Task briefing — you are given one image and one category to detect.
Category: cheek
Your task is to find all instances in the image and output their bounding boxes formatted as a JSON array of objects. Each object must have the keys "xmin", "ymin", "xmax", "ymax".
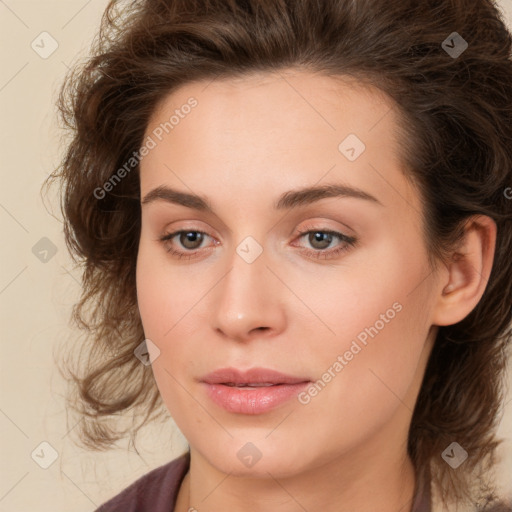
[
  {"xmin": 135, "ymin": 246, "xmax": 187, "ymax": 416},
  {"xmin": 303, "ymin": 237, "xmax": 433, "ymax": 399},
  {"xmin": 135, "ymin": 240, "xmax": 207, "ymax": 397},
  {"xmin": 136, "ymin": 240, "xmax": 201, "ymax": 339},
  {"xmin": 303, "ymin": 236, "xmax": 430, "ymax": 352}
]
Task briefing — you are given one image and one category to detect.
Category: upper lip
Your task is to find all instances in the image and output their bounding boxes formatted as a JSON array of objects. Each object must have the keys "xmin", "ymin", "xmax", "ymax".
[{"xmin": 201, "ymin": 367, "xmax": 311, "ymax": 385}]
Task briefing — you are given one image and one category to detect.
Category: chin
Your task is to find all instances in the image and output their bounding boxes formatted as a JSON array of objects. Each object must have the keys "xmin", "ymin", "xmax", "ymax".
[{"xmin": 195, "ymin": 437, "xmax": 317, "ymax": 480}]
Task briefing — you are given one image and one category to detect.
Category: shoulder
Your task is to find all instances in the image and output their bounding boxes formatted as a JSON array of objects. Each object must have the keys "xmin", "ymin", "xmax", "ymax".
[{"xmin": 94, "ymin": 451, "xmax": 190, "ymax": 512}]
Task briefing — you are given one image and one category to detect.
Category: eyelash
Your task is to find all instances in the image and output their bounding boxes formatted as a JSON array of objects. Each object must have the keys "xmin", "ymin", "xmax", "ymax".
[{"xmin": 158, "ymin": 225, "xmax": 357, "ymax": 261}]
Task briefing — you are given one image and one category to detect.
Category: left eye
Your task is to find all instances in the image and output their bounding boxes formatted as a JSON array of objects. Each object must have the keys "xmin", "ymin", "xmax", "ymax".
[
  {"xmin": 300, "ymin": 230, "xmax": 339, "ymax": 250},
  {"xmin": 293, "ymin": 228, "xmax": 357, "ymax": 259}
]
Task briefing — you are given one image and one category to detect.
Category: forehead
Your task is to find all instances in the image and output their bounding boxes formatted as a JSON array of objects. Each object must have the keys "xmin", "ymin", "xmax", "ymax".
[
  {"xmin": 145, "ymin": 69, "xmax": 396, "ymax": 141},
  {"xmin": 140, "ymin": 69, "xmax": 419, "ymax": 213}
]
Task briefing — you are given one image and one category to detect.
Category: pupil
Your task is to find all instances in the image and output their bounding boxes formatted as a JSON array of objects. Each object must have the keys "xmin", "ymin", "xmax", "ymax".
[
  {"xmin": 310, "ymin": 232, "xmax": 331, "ymax": 249},
  {"xmin": 182, "ymin": 231, "xmax": 203, "ymax": 249}
]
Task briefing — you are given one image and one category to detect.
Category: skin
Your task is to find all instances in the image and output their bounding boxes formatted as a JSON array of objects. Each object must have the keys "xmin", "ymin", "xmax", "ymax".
[{"xmin": 136, "ymin": 69, "xmax": 496, "ymax": 512}]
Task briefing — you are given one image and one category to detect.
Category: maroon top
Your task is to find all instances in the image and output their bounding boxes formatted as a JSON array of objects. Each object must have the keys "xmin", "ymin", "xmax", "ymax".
[{"xmin": 95, "ymin": 451, "xmax": 431, "ymax": 511}]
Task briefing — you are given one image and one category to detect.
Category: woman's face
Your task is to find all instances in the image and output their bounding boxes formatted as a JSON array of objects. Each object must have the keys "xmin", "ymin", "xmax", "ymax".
[{"xmin": 136, "ymin": 70, "xmax": 440, "ymax": 477}]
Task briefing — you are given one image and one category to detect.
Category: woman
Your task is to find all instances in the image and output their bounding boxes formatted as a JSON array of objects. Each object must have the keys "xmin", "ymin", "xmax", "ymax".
[{"xmin": 47, "ymin": 0, "xmax": 512, "ymax": 510}]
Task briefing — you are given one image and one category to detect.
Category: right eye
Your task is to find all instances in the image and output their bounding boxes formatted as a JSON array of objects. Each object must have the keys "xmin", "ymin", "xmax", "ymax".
[{"xmin": 159, "ymin": 229, "xmax": 217, "ymax": 260}]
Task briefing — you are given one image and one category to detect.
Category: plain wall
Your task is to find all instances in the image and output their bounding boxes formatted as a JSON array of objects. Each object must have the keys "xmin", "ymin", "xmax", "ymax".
[{"xmin": 1, "ymin": 1, "xmax": 511, "ymax": 510}]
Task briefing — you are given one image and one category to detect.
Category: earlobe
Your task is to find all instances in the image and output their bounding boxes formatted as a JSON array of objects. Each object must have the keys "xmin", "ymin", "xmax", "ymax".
[{"xmin": 432, "ymin": 215, "xmax": 497, "ymax": 327}]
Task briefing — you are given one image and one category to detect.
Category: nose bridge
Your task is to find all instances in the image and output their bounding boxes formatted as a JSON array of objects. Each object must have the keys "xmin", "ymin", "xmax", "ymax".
[{"xmin": 210, "ymin": 238, "xmax": 285, "ymax": 341}]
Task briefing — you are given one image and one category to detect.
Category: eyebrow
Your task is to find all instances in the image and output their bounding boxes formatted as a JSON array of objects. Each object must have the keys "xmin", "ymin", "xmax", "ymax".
[{"xmin": 141, "ymin": 183, "xmax": 383, "ymax": 211}]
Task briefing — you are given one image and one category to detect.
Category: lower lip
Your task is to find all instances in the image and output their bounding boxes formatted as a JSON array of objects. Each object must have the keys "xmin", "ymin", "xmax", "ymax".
[{"xmin": 202, "ymin": 382, "xmax": 310, "ymax": 414}]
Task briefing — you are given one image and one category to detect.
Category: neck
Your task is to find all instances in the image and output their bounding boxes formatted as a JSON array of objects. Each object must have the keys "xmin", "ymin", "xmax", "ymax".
[{"xmin": 175, "ymin": 438, "xmax": 417, "ymax": 512}]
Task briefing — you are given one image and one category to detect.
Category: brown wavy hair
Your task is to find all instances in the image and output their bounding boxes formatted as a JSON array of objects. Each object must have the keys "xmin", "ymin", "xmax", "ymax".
[{"xmin": 45, "ymin": 0, "xmax": 512, "ymax": 509}]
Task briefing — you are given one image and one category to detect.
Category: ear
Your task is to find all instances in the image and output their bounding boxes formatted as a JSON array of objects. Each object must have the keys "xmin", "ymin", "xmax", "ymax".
[{"xmin": 431, "ymin": 215, "xmax": 497, "ymax": 327}]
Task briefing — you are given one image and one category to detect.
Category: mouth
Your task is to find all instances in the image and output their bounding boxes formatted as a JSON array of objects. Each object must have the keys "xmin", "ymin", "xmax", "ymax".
[
  {"xmin": 222, "ymin": 382, "xmax": 285, "ymax": 388},
  {"xmin": 201, "ymin": 367, "xmax": 310, "ymax": 386},
  {"xmin": 200, "ymin": 367, "xmax": 311, "ymax": 414}
]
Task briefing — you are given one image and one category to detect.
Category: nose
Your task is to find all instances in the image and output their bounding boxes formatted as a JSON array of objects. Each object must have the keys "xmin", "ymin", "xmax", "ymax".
[{"xmin": 210, "ymin": 245, "xmax": 287, "ymax": 343}]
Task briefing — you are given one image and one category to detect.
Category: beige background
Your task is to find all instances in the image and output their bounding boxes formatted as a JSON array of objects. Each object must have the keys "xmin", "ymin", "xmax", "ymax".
[{"xmin": 1, "ymin": 1, "xmax": 511, "ymax": 510}]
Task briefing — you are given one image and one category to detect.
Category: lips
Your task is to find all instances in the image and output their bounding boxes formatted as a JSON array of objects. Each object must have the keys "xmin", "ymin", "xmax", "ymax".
[
  {"xmin": 201, "ymin": 367, "xmax": 310, "ymax": 386},
  {"xmin": 200, "ymin": 367, "xmax": 311, "ymax": 414}
]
